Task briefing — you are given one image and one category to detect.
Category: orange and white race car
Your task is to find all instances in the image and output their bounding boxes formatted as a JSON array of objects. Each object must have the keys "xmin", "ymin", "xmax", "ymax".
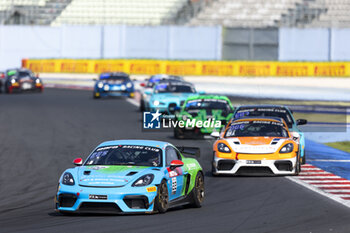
[{"xmin": 211, "ymin": 117, "xmax": 300, "ymax": 176}]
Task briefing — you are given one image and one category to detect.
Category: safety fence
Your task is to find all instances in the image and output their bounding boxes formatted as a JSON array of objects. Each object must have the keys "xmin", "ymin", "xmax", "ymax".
[{"xmin": 22, "ymin": 59, "xmax": 350, "ymax": 77}]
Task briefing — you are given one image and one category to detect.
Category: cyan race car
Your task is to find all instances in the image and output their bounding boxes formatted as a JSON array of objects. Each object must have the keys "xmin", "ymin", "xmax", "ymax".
[
  {"xmin": 174, "ymin": 95, "xmax": 234, "ymax": 139},
  {"xmin": 55, "ymin": 140, "xmax": 204, "ymax": 214},
  {"xmin": 139, "ymin": 74, "xmax": 184, "ymax": 112},
  {"xmin": 144, "ymin": 81, "xmax": 199, "ymax": 114},
  {"xmin": 93, "ymin": 72, "xmax": 134, "ymax": 98},
  {"xmin": 230, "ymin": 105, "xmax": 307, "ymax": 164}
]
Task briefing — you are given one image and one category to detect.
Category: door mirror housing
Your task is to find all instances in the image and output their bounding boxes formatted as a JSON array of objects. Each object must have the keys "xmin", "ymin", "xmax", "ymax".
[
  {"xmin": 210, "ymin": 131, "xmax": 220, "ymax": 138},
  {"xmin": 296, "ymin": 119, "xmax": 307, "ymax": 125},
  {"xmin": 144, "ymin": 90, "xmax": 151, "ymax": 95},
  {"xmin": 73, "ymin": 158, "xmax": 83, "ymax": 166},
  {"xmin": 140, "ymin": 83, "xmax": 146, "ymax": 87},
  {"xmin": 169, "ymin": 160, "xmax": 184, "ymax": 170}
]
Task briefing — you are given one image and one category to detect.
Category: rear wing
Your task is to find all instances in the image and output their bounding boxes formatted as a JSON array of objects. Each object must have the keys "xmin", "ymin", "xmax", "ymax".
[{"xmin": 176, "ymin": 146, "xmax": 200, "ymax": 158}]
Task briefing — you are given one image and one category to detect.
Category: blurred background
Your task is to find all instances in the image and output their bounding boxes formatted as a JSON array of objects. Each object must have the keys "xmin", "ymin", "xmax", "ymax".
[{"xmin": 1, "ymin": 0, "xmax": 350, "ymax": 69}]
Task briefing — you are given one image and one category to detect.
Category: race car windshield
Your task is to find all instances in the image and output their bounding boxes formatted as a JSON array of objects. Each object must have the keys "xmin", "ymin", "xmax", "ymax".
[
  {"xmin": 85, "ymin": 145, "xmax": 162, "ymax": 167},
  {"xmin": 18, "ymin": 72, "xmax": 33, "ymax": 79},
  {"xmin": 147, "ymin": 75, "xmax": 167, "ymax": 87},
  {"xmin": 185, "ymin": 99, "xmax": 230, "ymax": 111},
  {"xmin": 234, "ymin": 108, "xmax": 294, "ymax": 128},
  {"xmin": 102, "ymin": 76, "xmax": 128, "ymax": 83},
  {"xmin": 155, "ymin": 84, "xmax": 195, "ymax": 93},
  {"xmin": 225, "ymin": 121, "xmax": 289, "ymax": 138}
]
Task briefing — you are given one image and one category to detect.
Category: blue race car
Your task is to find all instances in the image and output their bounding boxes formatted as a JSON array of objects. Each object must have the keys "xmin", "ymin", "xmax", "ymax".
[
  {"xmin": 139, "ymin": 74, "xmax": 184, "ymax": 111},
  {"xmin": 55, "ymin": 140, "xmax": 204, "ymax": 214},
  {"xmin": 230, "ymin": 105, "xmax": 307, "ymax": 164},
  {"xmin": 144, "ymin": 81, "xmax": 199, "ymax": 114},
  {"xmin": 93, "ymin": 72, "xmax": 134, "ymax": 98}
]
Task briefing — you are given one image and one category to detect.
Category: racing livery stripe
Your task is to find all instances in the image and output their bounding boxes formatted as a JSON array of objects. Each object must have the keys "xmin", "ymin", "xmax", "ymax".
[{"xmin": 288, "ymin": 164, "xmax": 350, "ymax": 208}]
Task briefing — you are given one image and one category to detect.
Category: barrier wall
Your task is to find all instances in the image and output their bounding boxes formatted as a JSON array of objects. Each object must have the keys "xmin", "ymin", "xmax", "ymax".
[
  {"xmin": 0, "ymin": 25, "xmax": 221, "ymax": 70},
  {"xmin": 22, "ymin": 59, "xmax": 350, "ymax": 77},
  {"xmin": 279, "ymin": 28, "xmax": 350, "ymax": 61},
  {"xmin": 279, "ymin": 28, "xmax": 330, "ymax": 61}
]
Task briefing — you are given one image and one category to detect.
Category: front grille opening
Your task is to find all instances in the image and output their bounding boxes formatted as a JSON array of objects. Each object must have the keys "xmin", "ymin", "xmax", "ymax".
[
  {"xmin": 236, "ymin": 167, "xmax": 273, "ymax": 175},
  {"xmin": 79, "ymin": 202, "xmax": 121, "ymax": 212},
  {"xmin": 275, "ymin": 161, "xmax": 293, "ymax": 171},
  {"xmin": 217, "ymin": 160, "xmax": 235, "ymax": 171},
  {"xmin": 123, "ymin": 196, "xmax": 148, "ymax": 209},
  {"xmin": 58, "ymin": 194, "xmax": 77, "ymax": 208}
]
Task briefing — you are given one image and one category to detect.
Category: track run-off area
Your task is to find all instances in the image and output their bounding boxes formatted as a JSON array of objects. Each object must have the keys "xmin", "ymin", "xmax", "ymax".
[{"xmin": 1, "ymin": 88, "xmax": 350, "ymax": 233}]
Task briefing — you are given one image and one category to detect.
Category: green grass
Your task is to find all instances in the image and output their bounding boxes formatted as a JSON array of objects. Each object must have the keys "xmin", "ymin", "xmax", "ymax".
[{"xmin": 325, "ymin": 141, "xmax": 350, "ymax": 153}]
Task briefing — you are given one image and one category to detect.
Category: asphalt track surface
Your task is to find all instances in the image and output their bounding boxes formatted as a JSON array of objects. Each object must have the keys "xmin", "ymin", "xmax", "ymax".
[{"xmin": 1, "ymin": 89, "xmax": 350, "ymax": 233}]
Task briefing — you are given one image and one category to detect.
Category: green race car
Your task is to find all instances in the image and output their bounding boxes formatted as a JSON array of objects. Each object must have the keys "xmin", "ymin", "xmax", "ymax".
[{"xmin": 174, "ymin": 95, "xmax": 234, "ymax": 139}]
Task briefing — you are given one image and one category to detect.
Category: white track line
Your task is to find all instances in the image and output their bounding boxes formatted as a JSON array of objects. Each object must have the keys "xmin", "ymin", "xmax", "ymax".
[
  {"xmin": 307, "ymin": 159, "xmax": 350, "ymax": 162},
  {"xmin": 287, "ymin": 176, "xmax": 350, "ymax": 208},
  {"xmin": 126, "ymin": 98, "xmax": 139, "ymax": 107},
  {"xmin": 288, "ymin": 164, "xmax": 350, "ymax": 208}
]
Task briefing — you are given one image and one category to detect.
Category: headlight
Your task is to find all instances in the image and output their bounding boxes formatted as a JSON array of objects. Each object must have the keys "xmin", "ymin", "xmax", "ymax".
[
  {"xmin": 35, "ymin": 79, "xmax": 41, "ymax": 84},
  {"xmin": 121, "ymin": 85, "xmax": 126, "ymax": 90},
  {"xmin": 103, "ymin": 85, "xmax": 110, "ymax": 91},
  {"xmin": 279, "ymin": 143, "xmax": 294, "ymax": 153},
  {"xmin": 62, "ymin": 172, "xmax": 75, "ymax": 186},
  {"xmin": 11, "ymin": 79, "xmax": 16, "ymax": 84},
  {"xmin": 153, "ymin": 100, "xmax": 160, "ymax": 106},
  {"xmin": 126, "ymin": 82, "xmax": 132, "ymax": 88},
  {"xmin": 132, "ymin": 174, "xmax": 154, "ymax": 187},
  {"xmin": 97, "ymin": 82, "xmax": 104, "ymax": 88},
  {"xmin": 218, "ymin": 143, "xmax": 231, "ymax": 153}
]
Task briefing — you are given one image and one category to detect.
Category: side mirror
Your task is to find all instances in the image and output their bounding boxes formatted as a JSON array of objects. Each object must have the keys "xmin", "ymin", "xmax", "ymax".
[
  {"xmin": 198, "ymin": 91, "xmax": 205, "ymax": 95},
  {"xmin": 210, "ymin": 131, "xmax": 220, "ymax": 138},
  {"xmin": 144, "ymin": 90, "xmax": 151, "ymax": 95},
  {"xmin": 296, "ymin": 119, "xmax": 307, "ymax": 125},
  {"xmin": 73, "ymin": 158, "xmax": 83, "ymax": 166},
  {"xmin": 169, "ymin": 160, "xmax": 184, "ymax": 170},
  {"xmin": 140, "ymin": 83, "xmax": 146, "ymax": 87}
]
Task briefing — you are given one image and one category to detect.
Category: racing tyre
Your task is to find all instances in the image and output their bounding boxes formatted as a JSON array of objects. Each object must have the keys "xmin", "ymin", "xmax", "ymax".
[
  {"xmin": 140, "ymin": 99, "xmax": 145, "ymax": 112},
  {"xmin": 190, "ymin": 172, "xmax": 205, "ymax": 208},
  {"xmin": 211, "ymin": 164, "xmax": 219, "ymax": 177},
  {"xmin": 93, "ymin": 92, "xmax": 100, "ymax": 99},
  {"xmin": 294, "ymin": 155, "xmax": 301, "ymax": 175},
  {"xmin": 154, "ymin": 180, "xmax": 169, "ymax": 213},
  {"xmin": 174, "ymin": 127, "xmax": 184, "ymax": 139},
  {"xmin": 302, "ymin": 152, "xmax": 306, "ymax": 164}
]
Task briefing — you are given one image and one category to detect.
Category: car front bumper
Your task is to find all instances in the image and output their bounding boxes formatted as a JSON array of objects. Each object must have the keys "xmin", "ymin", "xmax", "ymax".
[
  {"xmin": 55, "ymin": 184, "xmax": 157, "ymax": 213},
  {"xmin": 212, "ymin": 154, "xmax": 297, "ymax": 175}
]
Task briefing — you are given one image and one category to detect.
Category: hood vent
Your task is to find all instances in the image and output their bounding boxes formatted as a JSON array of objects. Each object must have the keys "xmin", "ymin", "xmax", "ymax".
[
  {"xmin": 271, "ymin": 139, "xmax": 280, "ymax": 145},
  {"xmin": 126, "ymin": 171, "xmax": 138, "ymax": 176},
  {"xmin": 234, "ymin": 141, "xmax": 240, "ymax": 145},
  {"xmin": 83, "ymin": 170, "xmax": 91, "ymax": 175}
]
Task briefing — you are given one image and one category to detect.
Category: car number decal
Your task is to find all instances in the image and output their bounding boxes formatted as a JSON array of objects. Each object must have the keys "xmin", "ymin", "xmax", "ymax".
[{"xmin": 171, "ymin": 177, "xmax": 177, "ymax": 194}]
